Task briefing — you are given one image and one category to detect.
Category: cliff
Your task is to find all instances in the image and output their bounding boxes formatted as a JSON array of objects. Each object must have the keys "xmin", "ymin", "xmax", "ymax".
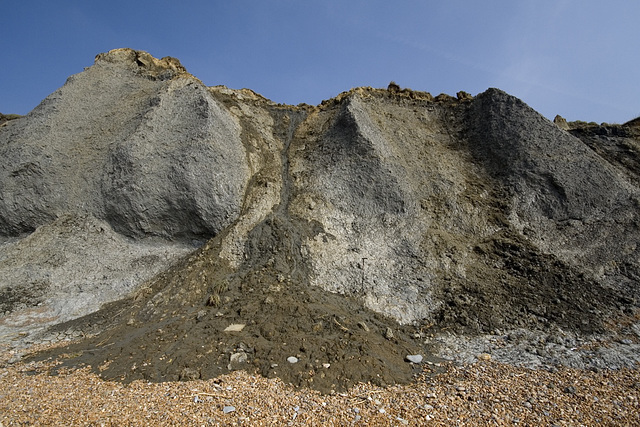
[{"xmin": 1, "ymin": 49, "xmax": 639, "ymax": 391}]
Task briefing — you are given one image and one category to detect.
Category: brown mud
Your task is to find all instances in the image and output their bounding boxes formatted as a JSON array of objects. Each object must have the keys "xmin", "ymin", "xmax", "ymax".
[{"xmin": 34, "ymin": 260, "xmax": 442, "ymax": 394}]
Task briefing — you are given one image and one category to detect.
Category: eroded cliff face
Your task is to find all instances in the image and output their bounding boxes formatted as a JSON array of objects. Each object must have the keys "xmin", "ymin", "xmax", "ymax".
[
  {"xmin": 1, "ymin": 49, "xmax": 639, "ymax": 391},
  {"xmin": 0, "ymin": 48, "xmax": 248, "ymax": 240}
]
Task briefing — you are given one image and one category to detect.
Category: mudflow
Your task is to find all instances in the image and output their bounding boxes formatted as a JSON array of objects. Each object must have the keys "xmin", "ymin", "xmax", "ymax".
[{"xmin": 1, "ymin": 48, "xmax": 639, "ymax": 393}]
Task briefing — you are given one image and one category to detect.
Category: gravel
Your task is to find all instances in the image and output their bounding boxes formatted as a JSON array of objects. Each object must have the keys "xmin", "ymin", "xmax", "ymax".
[{"xmin": 1, "ymin": 342, "xmax": 638, "ymax": 426}]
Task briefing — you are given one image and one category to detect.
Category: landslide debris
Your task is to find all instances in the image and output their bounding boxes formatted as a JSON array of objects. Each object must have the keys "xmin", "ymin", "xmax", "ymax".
[
  {"xmin": 39, "ymin": 257, "xmax": 436, "ymax": 393},
  {"xmin": 2, "ymin": 49, "xmax": 639, "ymax": 392}
]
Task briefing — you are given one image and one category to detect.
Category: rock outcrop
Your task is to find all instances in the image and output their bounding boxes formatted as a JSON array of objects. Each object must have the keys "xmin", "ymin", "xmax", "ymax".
[
  {"xmin": 0, "ymin": 48, "xmax": 248, "ymax": 240},
  {"xmin": 1, "ymin": 49, "xmax": 639, "ymax": 392}
]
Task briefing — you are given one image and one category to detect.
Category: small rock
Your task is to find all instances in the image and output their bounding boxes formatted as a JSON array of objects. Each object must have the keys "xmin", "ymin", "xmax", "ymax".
[
  {"xmin": 230, "ymin": 352, "xmax": 248, "ymax": 365},
  {"xmin": 523, "ymin": 401, "xmax": 532, "ymax": 409},
  {"xmin": 457, "ymin": 91, "xmax": 473, "ymax": 101},
  {"xmin": 564, "ymin": 386, "xmax": 576, "ymax": 394},
  {"xmin": 553, "ymin": 115, "xmax": 570, "ymax": 130},
  {"xmin": 223, "ymin": 405, "xmax": 235, "ymax": 414},
  {"xmin": 397, "ymin": 417, "xmax": 409, "ymax": 425},
  {"xmin": 195, "ymin": 309, "xmax": 207, "ymax": 322},
  {"xmin": 322, "ymin": 363, "xmax": 331, "ymax": 369},
  {"xmin": 223, "ymin": 323, "xmax": 245, "ymax": 332},
  {"xmin": 357, "ymin": 321, "xmax": 370, "ymax": 332},
  {"xmin": 179, "ymin": 367, "xmax": 200, "ymax": 381},
  {"xmin": 405, "ymin": 354, "xmax": 423, "ymax": 364},
  {"xmin": 7, "ymin": 353, "xmax": 23, "ymax": 364},
  {"xmin": 287, "ymin": 356, "xmax": 299, "ymax": 364},
  {"xmin": 478, "ymin": 353, "xmax": 491, "ymax": 361},
  {"xmin": 384, "ymin": 327, "xmax": 395, "ymax": 340},
  {"xmin": 620, "ymin": 339, "xmax": 633, "ymax": 345}
]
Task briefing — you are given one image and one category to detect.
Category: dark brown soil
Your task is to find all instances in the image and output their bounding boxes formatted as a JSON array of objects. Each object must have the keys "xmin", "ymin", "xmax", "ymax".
[
  {"xmin": 433, "ymin": 229, "xmax": 630, "ymax": 335},
  {"xmin": 33, "ymin": 236, "xmax": 441, "ymax": 394}
]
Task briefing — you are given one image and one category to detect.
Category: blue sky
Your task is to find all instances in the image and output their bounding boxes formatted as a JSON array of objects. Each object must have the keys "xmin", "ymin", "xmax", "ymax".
[{"xmin": 2, "ymin": 1, "xmax": 638, "ymax": 123}]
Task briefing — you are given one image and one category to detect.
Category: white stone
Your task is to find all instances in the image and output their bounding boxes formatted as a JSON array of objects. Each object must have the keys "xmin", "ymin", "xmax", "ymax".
[
  {"xmin": 405, "ymin": 354, "xmax": 423, "ymax": 363},
  {"xmin": 223, "ymin": 323, "xmax": 246, "ymax": 332}
]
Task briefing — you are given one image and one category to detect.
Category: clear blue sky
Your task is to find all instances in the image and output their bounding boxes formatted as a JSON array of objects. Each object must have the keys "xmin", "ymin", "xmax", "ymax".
[{"xmin": 2, "ymin": 1, "xmax": 639, "ymax": 123}]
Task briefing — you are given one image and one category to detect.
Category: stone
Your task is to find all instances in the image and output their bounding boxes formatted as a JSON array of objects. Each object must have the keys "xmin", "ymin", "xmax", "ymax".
[
  {"xmin": 456, "ymin": 91, "xmax": 473, "ymax": 101},
  {"xmin": 553, "ymin": 114, "xmax": 570, "ymax": 130},
  {"xmin": 230, "ymin": 352, "xmax": 248, "ymax": 365},
  {"xmin": 223, "ymin": 324, "xmax": 246, "ymax": 332},
  {"xmin": 195, "ymin": 310, "xmax": 207, "ymax": 322},
  {"xmin": 384, "ymin": 327, "xmax": 395, "ymax": 340},
  {"xmin": 287, "ymin": 356, "xmax": 299, "ymax": 364},
  {"xmin": 7, "ymin": 354, "xmax": 22, "ymax": 364},
  {"xmin": 357, "ymin": 321, "xmax": 370, "ymax": 332},
  {"xmin": 179, "ymin": 367, "xmax": 200, "ymax": 381},
  {"xmin": 405, "ymin": 354, "xmax": 423, "ymax": 364},
  {"xmin": 223, "ymin": 406, "xmax": 235, "ymax": 414}
]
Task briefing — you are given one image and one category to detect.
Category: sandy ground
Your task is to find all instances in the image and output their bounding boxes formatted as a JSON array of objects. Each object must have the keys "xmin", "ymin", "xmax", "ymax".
[{"xmin": 1, "ymin": 343, "xmax": 638, "ymax": 426}]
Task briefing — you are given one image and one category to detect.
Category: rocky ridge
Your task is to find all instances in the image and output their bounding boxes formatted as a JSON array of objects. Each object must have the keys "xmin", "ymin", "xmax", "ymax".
[{"xmin": 1, "ymin": 48, "xmax": 639, "ymax": 392}]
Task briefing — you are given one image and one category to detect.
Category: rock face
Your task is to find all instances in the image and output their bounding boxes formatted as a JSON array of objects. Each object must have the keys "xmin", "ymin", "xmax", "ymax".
[
  {"xmin": 0, "ymin": 48, "xmax": 248, "ymax": 240},
  {"xmin": 0, "ymin": 214, "xmax": 192, "ymax": 342},
  {"xmin": 1, "ymin": 49, "xmax": 639, "ymax": 391}
]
